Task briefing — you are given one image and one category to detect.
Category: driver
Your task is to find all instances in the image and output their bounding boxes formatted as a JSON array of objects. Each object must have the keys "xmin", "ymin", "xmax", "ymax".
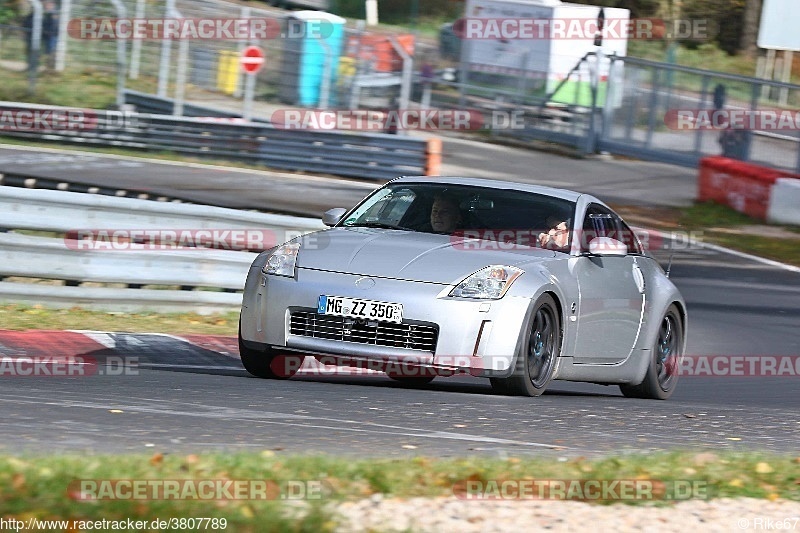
[{"xmin": 429, "ymin": 194, "xmax": 463, "ymax": 234}]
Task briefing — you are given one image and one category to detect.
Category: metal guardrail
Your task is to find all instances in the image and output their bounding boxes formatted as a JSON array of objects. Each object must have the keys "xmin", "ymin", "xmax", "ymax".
[
  {"xmin": 0, "ymin": 186, "xmax": 325, "ymax": 313},
  {"xmin": 0, "ymin": 101, "xmax": 436, "ymax": 180},
  {"xmin": 0, "ymin": 232, "xmax": 253, "ymax": 290},
  {"xmin": 123, "ymin": 90, "xmax": 246, "ymax": 119},
  {"xmin": 0, "ymin": 186, "xmax": 323, "ymax": 237}
]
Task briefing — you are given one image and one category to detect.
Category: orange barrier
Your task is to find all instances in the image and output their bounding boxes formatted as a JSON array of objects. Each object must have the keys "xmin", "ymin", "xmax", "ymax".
[
  {"xmin": 425, "ymin": 138, "xmax": 442, "ymax": 176},
  {"xmin": 346, "ymin": 34, "xmax": 415, "ymax": 72},
  {"xmin": 697, "ymin": 157, "xmax": 800, "ymax": 220}
]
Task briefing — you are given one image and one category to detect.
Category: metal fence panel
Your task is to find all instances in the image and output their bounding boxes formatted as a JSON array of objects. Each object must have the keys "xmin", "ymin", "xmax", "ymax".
[{"xmin": 600, "ymin": 56, "xmax": 800, "ymax": 174}]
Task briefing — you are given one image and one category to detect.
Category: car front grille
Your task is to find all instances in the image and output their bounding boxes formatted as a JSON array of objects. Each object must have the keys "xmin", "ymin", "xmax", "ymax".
[{"xmin": 289, "ymin": 310, "xmax": 439, "ymax": 352}]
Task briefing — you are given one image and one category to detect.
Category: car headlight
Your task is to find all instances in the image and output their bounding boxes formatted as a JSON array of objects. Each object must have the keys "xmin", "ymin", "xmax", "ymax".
[
  {"xmin": 449, "ymin": 265, "xmax": 524, "ymax": 299},
  {"xmin": 262, "ymin": 243, "xmax": 300, "ymax": 277}
]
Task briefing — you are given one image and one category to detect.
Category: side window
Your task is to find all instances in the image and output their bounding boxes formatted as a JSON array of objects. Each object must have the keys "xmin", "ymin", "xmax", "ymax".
[
  {"xmin": 581, "ymin": 205, "xmax": 615, "ymax": 252},
  {"xmin": 581, "ymin": 204, "xmax": 642, "ymax": 254}
]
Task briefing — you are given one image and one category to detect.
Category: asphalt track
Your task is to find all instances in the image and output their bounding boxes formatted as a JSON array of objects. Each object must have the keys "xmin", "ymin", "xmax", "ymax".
[
  {"xmin": 0, "ymin": 137, "xmax": 696, "ymax": 216},
  {"xmin": 0, "ymin": 141, "xmax": 797, "ymax": 458}
]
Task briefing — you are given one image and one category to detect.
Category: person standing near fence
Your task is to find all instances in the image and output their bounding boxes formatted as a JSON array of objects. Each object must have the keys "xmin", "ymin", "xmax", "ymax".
[
  {"xmin": 714, "ymin": 83, "xmax": 748, "ymax": 160},
  {"xmin": 23, "ymin": 1, "xmax": 58, "ymax": 69},
  {"xmin": 42, "ymin": 1, "xmax": 58, "ymax": 67}
]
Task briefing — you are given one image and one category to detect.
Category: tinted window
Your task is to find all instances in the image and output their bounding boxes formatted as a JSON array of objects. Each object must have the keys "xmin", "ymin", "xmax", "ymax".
[
  {"xmin": 342, "ymin": 183, "xmax": 576, "ymax": 246},
  {"xmin": 580, "ymin": 204, "xmax": 642, "ymax": 254}
]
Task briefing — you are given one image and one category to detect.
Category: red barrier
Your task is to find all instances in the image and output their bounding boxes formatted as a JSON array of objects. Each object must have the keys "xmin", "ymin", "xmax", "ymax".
[{"xmin": 697, "ymin": 157, "xmax": 800, "ymax": 220}]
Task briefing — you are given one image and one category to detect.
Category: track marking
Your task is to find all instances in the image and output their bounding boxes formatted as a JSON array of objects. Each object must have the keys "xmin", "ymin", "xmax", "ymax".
[
  {"xmin": 646, "ymin": 228, "xmax": 800, "ymax": 274},
  {"xmin": 0, "ymin": 393, "xmax": 563, "ymax": 449}
]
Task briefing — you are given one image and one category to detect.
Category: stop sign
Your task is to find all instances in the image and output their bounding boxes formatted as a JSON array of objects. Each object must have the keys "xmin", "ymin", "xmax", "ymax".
[{"xmin": 240, "ymin": 46, "xmax": 265, "ymax": 74}]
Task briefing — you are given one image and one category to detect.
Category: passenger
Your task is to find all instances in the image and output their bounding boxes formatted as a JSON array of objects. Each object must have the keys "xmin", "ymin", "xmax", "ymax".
[{"xmin": 538, "ymin": 216, "xmax": 570, "ymax": 250}]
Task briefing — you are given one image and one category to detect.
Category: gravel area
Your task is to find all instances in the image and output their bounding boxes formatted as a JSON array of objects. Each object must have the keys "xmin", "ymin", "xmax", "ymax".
[{"xmin": 334, "ymin": 496, "xmax": 800, "ymax": 532}]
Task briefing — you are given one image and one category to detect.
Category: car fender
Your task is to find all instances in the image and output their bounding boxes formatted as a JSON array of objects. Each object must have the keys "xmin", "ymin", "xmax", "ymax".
[
  {"xmin": 489, "ymin": 281, "xmax": 568, "ymax": 379},
  {"xmin": 240, "ymin": 249, "xmax": 274, "ymax": 344}
]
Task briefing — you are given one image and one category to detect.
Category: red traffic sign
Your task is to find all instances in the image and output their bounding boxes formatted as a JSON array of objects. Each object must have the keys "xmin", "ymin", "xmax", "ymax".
[{"xmin": 240, "ymin": 45, "xmax": 265, "ymax": 74}]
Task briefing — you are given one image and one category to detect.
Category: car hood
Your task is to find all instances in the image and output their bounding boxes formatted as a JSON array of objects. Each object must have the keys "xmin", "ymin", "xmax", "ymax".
[{"xmin": 296, "ymin": 227, "xmax": 557, "ymax": 284}]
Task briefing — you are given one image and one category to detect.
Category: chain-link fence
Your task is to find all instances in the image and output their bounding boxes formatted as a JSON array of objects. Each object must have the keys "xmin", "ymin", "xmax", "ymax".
[
  {"xmin": 600, "ymin": 56, "xmax": 800, "ymax": 174},
  {"xmin": 3, "ymin": 0, "xmax": 799, "ymax": 173},
  {"xmin": 0, "ymin": 23, "xmax": 30, "ymax": 71}
]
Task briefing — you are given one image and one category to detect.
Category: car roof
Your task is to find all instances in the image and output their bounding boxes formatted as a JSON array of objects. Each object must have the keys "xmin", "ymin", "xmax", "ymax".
[{"xmin": 390, "ymin": 176, "xmax": 587, "ymax": 203}]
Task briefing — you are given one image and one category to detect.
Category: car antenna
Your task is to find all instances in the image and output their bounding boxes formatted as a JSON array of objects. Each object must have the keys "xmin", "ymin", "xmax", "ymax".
[{"xmin": 665, "ymin": 253, "xmax": 674, "ymax": 278}]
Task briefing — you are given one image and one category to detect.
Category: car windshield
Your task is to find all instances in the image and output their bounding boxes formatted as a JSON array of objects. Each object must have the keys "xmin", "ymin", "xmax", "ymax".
[{"xmin": 341, "ymin": 183, "xmax": 576, "ymax": 249}]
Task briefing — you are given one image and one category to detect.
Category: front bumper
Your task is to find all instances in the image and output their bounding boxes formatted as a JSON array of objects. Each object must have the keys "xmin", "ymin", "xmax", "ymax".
[{"xmin": 240, "ymin": 266, "xmax": 533, "ymax": 376}]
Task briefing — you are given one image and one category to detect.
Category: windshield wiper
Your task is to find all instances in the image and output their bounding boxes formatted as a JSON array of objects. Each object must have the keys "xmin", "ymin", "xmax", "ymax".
[{"xmin": 347, "ymin": 222, "xmax": 408, "ymax": 230}]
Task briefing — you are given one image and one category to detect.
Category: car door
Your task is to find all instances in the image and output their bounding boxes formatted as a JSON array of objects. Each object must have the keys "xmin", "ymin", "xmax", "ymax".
[{"xmin": 571, "ymin": 204, "xmax": 645, "ymax": 364}]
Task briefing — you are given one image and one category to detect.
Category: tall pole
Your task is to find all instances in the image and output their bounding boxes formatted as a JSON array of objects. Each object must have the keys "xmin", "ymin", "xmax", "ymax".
[
  {"xmin": 109, "ymin": 0, "xmax": 128, "ymax": 108},
  {"xmin": 26, "ymin": 0, "xmax": 43, "ymax": 93},
  {"xmin": 157, "ymin": 0, "xmax": 176, "ymax": 98},
  {"xmin": 129, "ymin": 0, "xmax": 145, "ymax": 79},
  {"xmin": 54, "ymin": 0, "xmax": 69, "ymax": 72}
]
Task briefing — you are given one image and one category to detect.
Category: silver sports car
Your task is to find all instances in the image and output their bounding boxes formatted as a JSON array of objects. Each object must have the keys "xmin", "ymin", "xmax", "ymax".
[{"xmin": 239, "ymin": 177, "xmax": 687, "ymax": 399}]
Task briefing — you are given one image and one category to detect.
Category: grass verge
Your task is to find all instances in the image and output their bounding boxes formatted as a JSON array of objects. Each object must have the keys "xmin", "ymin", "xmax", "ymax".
[
  {"xmin": 0, "ymin": 304, "xmax": 239, "ymax": 336},
  {"xmin": 0, "ymin": 67, "xmax": 158, "ymax": 109},
  {"xmin": 0, "ymin": 452, "xmax": 798, "ymax": 529},
  {"xmin": 614, "ymin": 201, "xmax": 800, "ymax": 267}
]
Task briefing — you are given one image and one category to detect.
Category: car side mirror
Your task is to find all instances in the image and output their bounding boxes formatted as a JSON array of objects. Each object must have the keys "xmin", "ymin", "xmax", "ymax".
[
  {"xmin": 322, "ymin": 208, "xmax": 347, "ymax": 227},
  {"xmin": 588, "ymin": 237, "xmax": 627, "ymax": 256}
]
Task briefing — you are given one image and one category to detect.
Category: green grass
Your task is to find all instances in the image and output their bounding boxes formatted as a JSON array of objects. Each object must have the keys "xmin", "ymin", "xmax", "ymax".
[
  {"xmin": 616, "ymin": 201, "xmax": 800, "ymax": 267},
  {"xmin": 627, "ymin": 42, "xmax": 761, "ymax": 78},
  {"xmin": 678, "ymin": 202, "xmax": 800, "ymax": 266},
  {"xmin": 0, "ymin": 452, "xmax": 797, "ymax": 527},
  {"xmin": 0, "ymin": 303, "xmax": 239, "ymax": 335},
  {"xmin": 0, "ymin": 67, "xmax": 159, "ymax": 109},
  {"xmin": 678, "ymin": 200, "xmax": 768, "ymax": 227}
]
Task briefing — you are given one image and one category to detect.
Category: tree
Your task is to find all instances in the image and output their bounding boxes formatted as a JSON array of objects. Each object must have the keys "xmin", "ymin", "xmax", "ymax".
[{"xmin": 740, "ymin": 0, "xmax": 761, "ymax": 58}]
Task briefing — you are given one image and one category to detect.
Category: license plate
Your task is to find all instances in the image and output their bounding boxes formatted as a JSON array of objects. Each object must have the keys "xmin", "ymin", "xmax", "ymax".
[{"xmin": 318, "ymin": 295, "xmax": 403, "ymax": 323}]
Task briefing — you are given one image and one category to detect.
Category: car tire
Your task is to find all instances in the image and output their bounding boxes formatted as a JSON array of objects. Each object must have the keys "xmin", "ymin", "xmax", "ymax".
[
  {"xmin": 619, "ymin": 304, "xmax": 682, "ymax": 400},
  {"xmin": 238, "ymin": 320, "xmax": 303, "ymax": 379},
  {"xmin": 492, "ymin": 294, "xmax": 561, "ymax": 397}
]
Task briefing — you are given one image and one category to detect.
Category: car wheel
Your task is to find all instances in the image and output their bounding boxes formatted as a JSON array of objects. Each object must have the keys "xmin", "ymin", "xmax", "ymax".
[
  {"xmin": 492, "ymin": 294, "xmax": 561, "ymax": 397},
  {"xmin": 619, "ymin": 304, "xmax": 682, "ymax": 400},
  {"xmin": 238, "ymin": 321, "xmax": 303, "ymax": 379}
]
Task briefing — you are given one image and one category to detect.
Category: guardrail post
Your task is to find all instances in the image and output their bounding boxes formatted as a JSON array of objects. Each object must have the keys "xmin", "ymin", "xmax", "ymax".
[{"xmin": 425, "ymin": 138, "xmax": 442, "ymax": 176}]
